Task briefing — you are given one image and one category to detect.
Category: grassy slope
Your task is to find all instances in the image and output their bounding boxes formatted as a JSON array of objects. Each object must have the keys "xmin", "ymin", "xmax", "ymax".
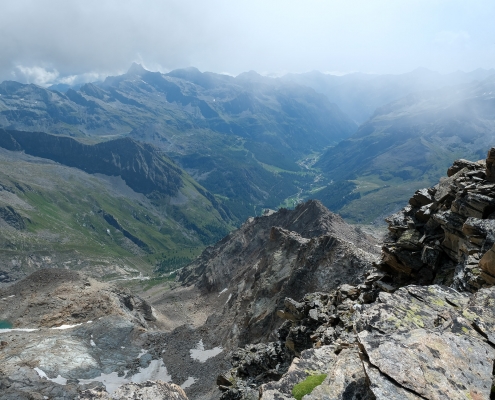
[{"xmin": 0, "ymin": 149, "xmax": 231, "ymax": 280}]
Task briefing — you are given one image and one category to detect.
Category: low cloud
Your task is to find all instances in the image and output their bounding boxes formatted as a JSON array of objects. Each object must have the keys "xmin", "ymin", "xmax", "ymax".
[{"xmin": 15, "ymin": 65, "xmax": 59, "ymax": 86}]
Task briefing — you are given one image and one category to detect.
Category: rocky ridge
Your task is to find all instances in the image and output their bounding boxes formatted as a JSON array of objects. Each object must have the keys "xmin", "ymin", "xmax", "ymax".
[
  {"xmin": 176, "ymin": 200, "xmax": 380, "ymax": 347},
  {"xmin": 216, "ymin": 150, "xmax": 495, "ymax": 400}
]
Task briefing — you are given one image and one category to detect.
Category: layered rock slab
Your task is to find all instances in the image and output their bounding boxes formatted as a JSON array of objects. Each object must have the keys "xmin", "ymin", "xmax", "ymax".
[
  {"xmin": 246, "ymin": 285, "xmax": 495, "ymax": 400},
  {"xmin": 379, "ymin": 148, "xmax": 495, "ymax": 291}
]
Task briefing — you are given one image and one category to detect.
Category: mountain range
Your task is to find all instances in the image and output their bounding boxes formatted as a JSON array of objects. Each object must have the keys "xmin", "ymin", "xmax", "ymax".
[
  {"xmin": 0, "ymin": 64, "xmax": 357, "ymax": 221},
  {"xmin": 4, "ymin": 64, "xmax": 494, "ymax": 227},
  {"xmin": 0, "ymin": 129, "xmax": 234, "ymax": 282}
]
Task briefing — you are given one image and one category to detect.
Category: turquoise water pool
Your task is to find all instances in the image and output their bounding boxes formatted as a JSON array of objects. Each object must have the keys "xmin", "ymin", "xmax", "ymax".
[{"xmin": 0, "ymin": 320, "xmax": 13, "ymax": 329}]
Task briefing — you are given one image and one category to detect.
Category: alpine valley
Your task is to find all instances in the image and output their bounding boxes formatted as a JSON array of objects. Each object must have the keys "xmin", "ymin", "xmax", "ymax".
[{"xmin": 1, "ymin": 65, "xmax": 495, "ymax": 400}]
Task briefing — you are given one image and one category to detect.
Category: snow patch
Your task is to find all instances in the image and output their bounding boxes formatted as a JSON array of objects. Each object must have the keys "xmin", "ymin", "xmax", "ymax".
[
  {"xmin": 34, "ymin": 367, "xmax": 68, "ymax": 385},
  {"xmin": 78, "ymin": 359, "xmax": 171, "ymax": 394},
  {"xmin": 77, "ymin": 371, "xmax": 128, "ymax": 393},
  {"xmin": 137, "ymin": 349, "xmax": 148, "ymax": 358},
  {"xmin": 0, "ymin": 328, "xmax": 39, "ymax": 333},
  {"xmin": 181, "ymin": 376, "xmax": 197, "ymax": 389},
  {"xmin": 190, "ymin": 340, "xmax": 223, "ymax": 363},
  {"xmin": 52, "ymin": 323, "xmax": 82, "ymax": 330},
  {"xmin": 218, "ymin": 288, "xmax": 228, "ymax": 296},
  {"xmin": 225, "ymin": 293, "xmax": 232, "ymax": 304}
]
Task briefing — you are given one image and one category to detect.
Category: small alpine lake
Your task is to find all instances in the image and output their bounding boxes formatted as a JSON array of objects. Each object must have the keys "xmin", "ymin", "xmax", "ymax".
[{"xmin": 0, "ymin": 320, "xmax": 13, "ymax": 329}]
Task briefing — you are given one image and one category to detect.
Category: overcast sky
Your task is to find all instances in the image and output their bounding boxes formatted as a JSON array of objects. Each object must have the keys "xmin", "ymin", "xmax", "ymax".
[{"xmin": 1, "ymin": 0, "xmax": 494, "ymax": 86}]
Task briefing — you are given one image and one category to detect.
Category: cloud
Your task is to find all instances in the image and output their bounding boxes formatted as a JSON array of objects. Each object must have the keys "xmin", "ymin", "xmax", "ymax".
[
  {"xmin": 15, "ymin": 65, "xmax": 59, "ymax": 86},
  {"xmin": 0, "ymin": 0, "xmax": 493, "ymax": 83},
  {"xmin": 57, "ymin": 72, "xmax": 108, "ymax": 86}
]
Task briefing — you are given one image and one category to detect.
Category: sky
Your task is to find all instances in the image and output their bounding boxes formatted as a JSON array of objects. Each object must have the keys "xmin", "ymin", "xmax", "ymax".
[{"xmin": 0, "ymin": 0, "xmax": 494, "ymax": 86}]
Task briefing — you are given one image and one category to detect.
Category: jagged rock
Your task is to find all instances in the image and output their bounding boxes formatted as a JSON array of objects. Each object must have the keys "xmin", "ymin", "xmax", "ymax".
[
  {"xmin": 379, "ymin": 152, "xmax": 495, "ymax": 291},
  {"xmin": 479, "ymin": 243, "xmax": 495, "ymax": 278},
  {"xmin": 77, "ymin": 381, "xmax": 189, "ymax": 399},
  {"xmin": 238, "ymin": 284, "xmax": 495, "ymax": 400},
  {"xmin": 409, "ymin": 188, "xmax": 434, "ymax": 207},
  {"xmin": 447, "ymin": 158, "xmax": 482, "ymax": 177},
  {"xmin": 219, "ymin": 342, "xmax": 293, "ymax": 400},
  {"xmin": 216, "ymin": 151, "xmax": 495, "ymax": 400},
  {"xmin": 174, "ymin": 200, "xmax": 379, "ymax": 349}
]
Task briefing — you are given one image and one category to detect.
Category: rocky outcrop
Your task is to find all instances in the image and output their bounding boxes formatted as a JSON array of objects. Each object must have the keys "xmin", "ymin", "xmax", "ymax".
[
  {"xmin": 180, "ymin": 200, "xmax": 378, "ymax": 290},
  {"xmin": 223, "ymin": 283, "xmax": 495, "ymax": 399},
  {"xmin": 0, "ymin": 205, "xmax": 25, "ymax": 230},
  {"xmin": 379, "ymin": 148, "xmax": 495, "ymax": 291},
  {"xmin": 217, "ymin": 270, "xmax": 385, "ymax": 399}
]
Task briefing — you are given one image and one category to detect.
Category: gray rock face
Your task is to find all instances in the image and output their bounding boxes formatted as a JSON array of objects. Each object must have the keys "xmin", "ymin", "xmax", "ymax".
[
  {"xmin": 357, "ymin": 285, "xmax": 495, "ymax": 400},
  {"xmin": 379, "ymin": 149, "xmax": 495, "ymax": 291}
]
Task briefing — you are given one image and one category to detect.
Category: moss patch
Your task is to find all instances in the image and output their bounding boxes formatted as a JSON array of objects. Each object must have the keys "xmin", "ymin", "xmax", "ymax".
[{"xmin": 292, "ymin": 374, "xmax": 327, "ymax": 400}]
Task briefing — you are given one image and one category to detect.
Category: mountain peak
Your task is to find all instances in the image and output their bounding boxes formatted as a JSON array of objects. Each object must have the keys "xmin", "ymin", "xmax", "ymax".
[{"xmin": 127, "ymin": 62, "xmax": 147, "ymax": 76}]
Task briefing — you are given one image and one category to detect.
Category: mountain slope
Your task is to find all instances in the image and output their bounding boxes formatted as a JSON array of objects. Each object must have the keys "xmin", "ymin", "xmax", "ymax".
[
  {"xmin": 0, "ymin": 131, "xmax": 234, "ymax": 283},
  {"xmin": 312, "ymin": 76, "xmax": 495, "ymax": 223}
]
